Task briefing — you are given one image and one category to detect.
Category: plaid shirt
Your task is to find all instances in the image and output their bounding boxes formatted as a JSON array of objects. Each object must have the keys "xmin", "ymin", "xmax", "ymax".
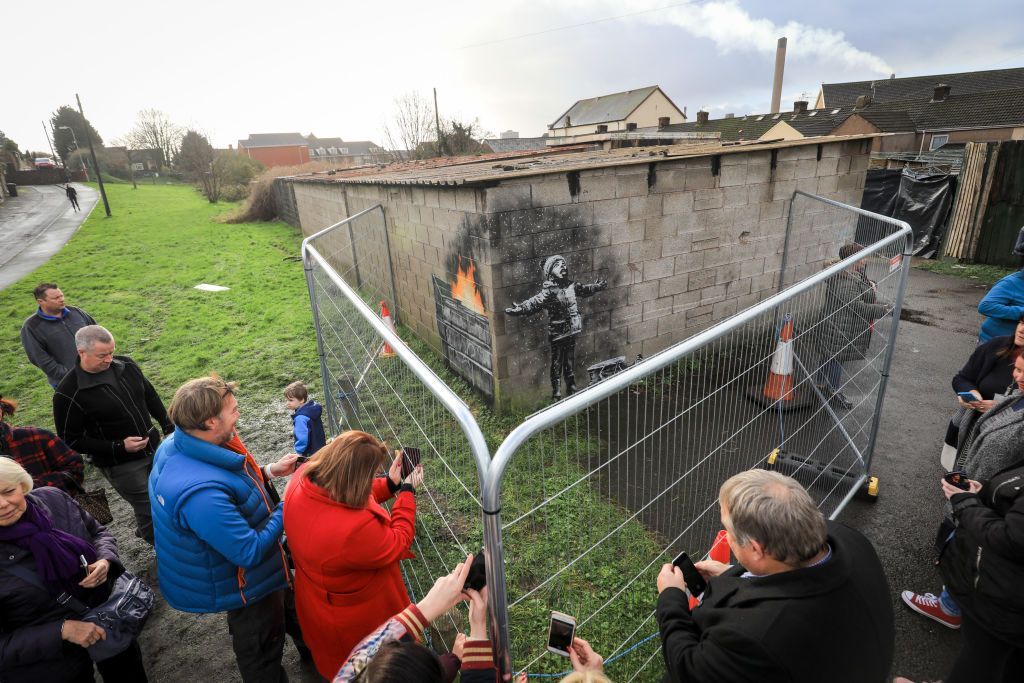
[{"xmin": 0, "ymin": 422, "xmax": 84, "ymax": 493}]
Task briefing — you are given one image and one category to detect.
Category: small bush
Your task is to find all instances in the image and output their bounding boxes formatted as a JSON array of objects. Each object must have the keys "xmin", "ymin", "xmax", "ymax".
[
  {"xmin": 218, "ymin": 184, "xmax": 250, "ymax": 202},
  {"xmin": 220, "ymin": 161, "xmax": 335, "ymax": 224}
]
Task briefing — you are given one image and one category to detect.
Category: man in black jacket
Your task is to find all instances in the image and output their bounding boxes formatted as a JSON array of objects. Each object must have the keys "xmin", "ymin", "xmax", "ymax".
[
  {"xmin": 20, "ymin": 283, "xmax": 97, "ymax": 388},
  {"xmin": 53, "ymin": 325, "xmax": 173, "ymax": 545},
  {"xmin": 656, "ymin": 470, "xmax": 894, "ymax": 683}
]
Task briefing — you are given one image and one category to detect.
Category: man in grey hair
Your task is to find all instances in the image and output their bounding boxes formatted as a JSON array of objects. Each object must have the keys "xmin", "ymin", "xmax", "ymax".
[
  {"xmin": 655, "ymin": 469, "xmax": 894, "ymax": 682},
  {"xmin": 53, "ymin": 325, "xmax": 173, "ymax": 544}
]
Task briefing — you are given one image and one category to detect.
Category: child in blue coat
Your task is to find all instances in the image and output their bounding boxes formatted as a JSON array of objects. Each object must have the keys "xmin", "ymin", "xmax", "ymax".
[{"xmin": 284, "ymin": 381, "xmax": 327, "ymax": 458}]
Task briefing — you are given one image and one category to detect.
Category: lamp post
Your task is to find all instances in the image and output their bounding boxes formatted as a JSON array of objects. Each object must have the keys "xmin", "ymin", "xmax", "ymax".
[{"xmin": 58, "ymin": 125, "xmax": 89, "ymax": 180}]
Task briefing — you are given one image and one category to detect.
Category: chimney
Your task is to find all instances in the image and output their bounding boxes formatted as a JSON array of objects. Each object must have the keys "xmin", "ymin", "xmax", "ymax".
[
  {"xmin": 658, "ymin": 116, "xmax": 670, "ymax": 128},
  {"xmin": 626, "ymin": 122, "xmax": 638, "ymax": 131},
  {"xmin": 793, "ymin": 100, "xmax": 808, "ymax": 114},
  {"xmin": 770, "ymin": 37, "xmax": 787, "ymax": 114},
  {"xmin": 855, "ymin": 94, "xmax": 871, "ymax": 109},
  {"xmin": 696, "ymin": 110, "xmax": 710, "ymax": 125},
  {"xmin": 932, "ymin": 83, "xmax": 951, "ymax": 102}
]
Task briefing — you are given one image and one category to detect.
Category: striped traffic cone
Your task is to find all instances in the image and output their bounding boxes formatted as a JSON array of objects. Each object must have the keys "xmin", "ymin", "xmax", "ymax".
[
  {"xmin": 380, "ymin": 301, "xmax": 396, "ymax": 358},
  {"xmin": 747, "ymin": 313, "xmax": 811, "ymax": 410}
]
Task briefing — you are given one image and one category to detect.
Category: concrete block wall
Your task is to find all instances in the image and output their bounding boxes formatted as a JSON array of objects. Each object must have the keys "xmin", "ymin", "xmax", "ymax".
[{"xmin": 285, "ymin": 137, "xmax": 872, "ymax": 409}]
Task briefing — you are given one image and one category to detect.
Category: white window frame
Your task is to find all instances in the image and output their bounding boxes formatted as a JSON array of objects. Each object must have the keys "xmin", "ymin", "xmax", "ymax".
[{"xmin": 929, "ymin": 134, "xmax": 949, "ymax": 151}]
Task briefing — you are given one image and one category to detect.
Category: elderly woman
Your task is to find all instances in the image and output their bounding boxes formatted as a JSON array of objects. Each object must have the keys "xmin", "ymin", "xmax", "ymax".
[
  {"xmin": 0, "ymin": 458, "xmax": 147, "ymax": 682},
  {"xmin": 284, "ymin": 430, "xmax": 423, "ymax": 680},
  {"xmin": 0, "ymin": 397, "xmax": 84, "ymax": 495},
  {"xmin": 903, "ymin": 352, "xmax": 1024, "ymax": 641}
]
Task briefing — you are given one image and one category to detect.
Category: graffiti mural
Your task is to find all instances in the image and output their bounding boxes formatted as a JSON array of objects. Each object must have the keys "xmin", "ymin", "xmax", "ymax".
[
  {"xmin": 432, "ymin": 257, "xmax": 494, "ymax": 399},
  {"xmin": 504, "ymin": 255, "xmax": 608, "ymax": 400}
]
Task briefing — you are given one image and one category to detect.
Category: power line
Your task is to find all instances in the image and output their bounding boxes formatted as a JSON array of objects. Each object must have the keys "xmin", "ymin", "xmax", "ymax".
[{"xmin": 457, "ymin": 0, "xmax": 712, "ymax": 50}]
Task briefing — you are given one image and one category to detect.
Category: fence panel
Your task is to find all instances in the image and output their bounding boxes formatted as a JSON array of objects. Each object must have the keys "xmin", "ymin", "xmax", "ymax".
[
  {"xmin": 484, "ymin": 195, "xmax": 912, "ymax": 681},
  {"xmin": 302, "ymin": 206, "xmax": 491, "ymax": 654}
]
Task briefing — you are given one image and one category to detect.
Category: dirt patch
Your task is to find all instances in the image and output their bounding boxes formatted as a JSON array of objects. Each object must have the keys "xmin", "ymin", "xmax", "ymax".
[
  {"xmin": 899, "ymin": 307, "xmax": 937, "ymax": 327},
  {"xmin": 90, "ymin": 399, "xmax": 323, "ymax": 682}
]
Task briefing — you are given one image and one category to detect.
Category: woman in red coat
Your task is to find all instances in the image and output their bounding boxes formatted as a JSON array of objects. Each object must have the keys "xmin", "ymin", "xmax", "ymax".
[{"xmin": 284, "ymin": 430, "xmax": 423, "ymax": 680}]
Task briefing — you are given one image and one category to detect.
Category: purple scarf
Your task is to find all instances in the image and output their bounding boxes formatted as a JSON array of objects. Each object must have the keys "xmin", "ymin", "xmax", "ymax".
[{"xmin": 0, "ymin": 498, "xmax": 97, "ymax": 597}]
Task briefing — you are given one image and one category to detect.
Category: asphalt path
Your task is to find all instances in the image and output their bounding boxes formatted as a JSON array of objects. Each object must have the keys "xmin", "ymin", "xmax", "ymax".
[
  {"xmin": 841, "ymin": 263, "xmax": 991, "ymax": 681},
  {"xmin": 0, "ymin": 183, "xmax": 98, "ymax": 292}
]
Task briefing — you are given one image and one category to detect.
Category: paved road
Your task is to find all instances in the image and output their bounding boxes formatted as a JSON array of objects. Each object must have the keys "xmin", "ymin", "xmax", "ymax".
[
  {"xmin": 842, "ymin": 264, "xmax": 991, "ymax": 681},
  {"xmin": 0, "ymin": 183, "xmax": 98, "ymax": 292}
]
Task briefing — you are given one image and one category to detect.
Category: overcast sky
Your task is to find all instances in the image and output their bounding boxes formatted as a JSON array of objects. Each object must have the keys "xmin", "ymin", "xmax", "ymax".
[{"xmin": 5, "ymin": 0, "xmax": 1024, "ymax": 153}]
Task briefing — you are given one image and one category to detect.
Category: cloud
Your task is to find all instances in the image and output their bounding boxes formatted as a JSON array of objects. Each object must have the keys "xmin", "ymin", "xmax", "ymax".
[{"xmin": 633, "ymin": 0, "xmax": 893, "ymax": 76}]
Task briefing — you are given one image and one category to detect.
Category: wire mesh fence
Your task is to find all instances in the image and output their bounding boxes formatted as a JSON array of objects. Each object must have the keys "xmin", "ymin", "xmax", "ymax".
[
  {"xmin": 483, "ymin": 193, "xmax": 912, "ymax": 680},
  {"xmin": 302, "ymin": 206, "xmax": 491, "ymax": 653},
  {"xmin": 301, "ymin": 194, "xmax": 911, "ymax": 682}
]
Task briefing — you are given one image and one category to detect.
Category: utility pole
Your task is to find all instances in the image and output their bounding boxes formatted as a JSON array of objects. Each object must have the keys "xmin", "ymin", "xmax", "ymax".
[
  {"xmin": 433, "ymin": 87, "xmax": 446, "ymax": 157},
  {"xmin": 76, "ymin": 93, "xmax": 110, "ymax": 216}
]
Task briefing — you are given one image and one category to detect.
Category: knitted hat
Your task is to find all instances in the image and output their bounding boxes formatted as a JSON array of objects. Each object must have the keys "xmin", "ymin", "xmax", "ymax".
[{"xmin": 542, "ymin": 254, "xmax": 566, "ymax": 280}]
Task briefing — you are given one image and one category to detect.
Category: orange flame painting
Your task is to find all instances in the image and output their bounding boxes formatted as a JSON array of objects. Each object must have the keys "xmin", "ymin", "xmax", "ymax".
[{"xmin": 450, "ymin": 256, "xmax": 485, "ymax": 314}]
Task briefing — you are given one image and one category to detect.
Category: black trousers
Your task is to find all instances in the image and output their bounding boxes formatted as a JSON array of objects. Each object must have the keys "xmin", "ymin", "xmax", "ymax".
[
  {"xmin": 226, "ymin": 589, "xmax": 288, "ymax": 683},
  {"xmin": 947, "ymin": 613, "xmax": 1024, "ymax": 683},
  {"xmin": 550, "ymin": 338, "xmax": 577, "ymax": 395},
  {"xmin": 68, "ymin": 639, "xmax": 148, "ymax": 682}
]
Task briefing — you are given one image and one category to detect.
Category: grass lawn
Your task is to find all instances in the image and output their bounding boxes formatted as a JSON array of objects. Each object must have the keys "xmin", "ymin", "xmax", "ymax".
[
  {"xmin": 914, "ymin": 257, "xmax": 1015, "ymax": 286},
  {"xmin": 1, "ymin": 183, "xmax": 320, "ymax": 428}
]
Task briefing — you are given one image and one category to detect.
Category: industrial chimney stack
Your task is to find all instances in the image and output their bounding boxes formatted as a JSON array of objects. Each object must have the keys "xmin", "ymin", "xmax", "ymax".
[{"xmin": 770, "ymin": 37, "xmax": 787, "ymax": 114}]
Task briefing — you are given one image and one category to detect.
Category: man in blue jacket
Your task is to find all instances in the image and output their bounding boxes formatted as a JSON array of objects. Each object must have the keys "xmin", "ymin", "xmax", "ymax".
[{"xmin": 150, "ymin": 375, "xmax": 300, "ymax": 682}]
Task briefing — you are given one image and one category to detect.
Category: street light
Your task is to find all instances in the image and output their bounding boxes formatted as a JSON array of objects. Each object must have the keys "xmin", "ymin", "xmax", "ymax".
[{"xmin": 57, "ymin": 125, "xmax": 88, "ymax": 179}]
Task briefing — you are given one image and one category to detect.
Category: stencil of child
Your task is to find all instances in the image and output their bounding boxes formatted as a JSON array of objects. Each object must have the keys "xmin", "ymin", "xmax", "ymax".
[
  {"xmin": 505, "ymin": 255, "xmax": 607, "ymax": 400},
  {"xmin": 284, "ymin": 381, "xmax": 327, "ymax": 458}
]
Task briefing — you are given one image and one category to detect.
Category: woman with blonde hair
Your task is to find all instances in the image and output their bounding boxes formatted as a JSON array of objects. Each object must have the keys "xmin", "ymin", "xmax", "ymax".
[
  {"xmin": 0, "ymin": 458, "xmax": 147, "ymax": 682},
  {"xmin": 284, "ymin": 430, "xmax": 423, "ymax": 679}
]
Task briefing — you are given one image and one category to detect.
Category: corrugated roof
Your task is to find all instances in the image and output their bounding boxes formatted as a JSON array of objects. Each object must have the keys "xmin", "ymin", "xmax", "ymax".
[
  {"xmin": 821, "ymin": 67, "xmax": 1024, "ymax": 108},
  {"xmin": 551, "ymin": 86, "xmax": 661, "ymax": 128},
  {"xmin": 238, "ymin": 132, "xmax": 309, "ymax": 148},
  {"xmin": 283, "ymin": 134, "xmax": 880, "ymax": 188}
]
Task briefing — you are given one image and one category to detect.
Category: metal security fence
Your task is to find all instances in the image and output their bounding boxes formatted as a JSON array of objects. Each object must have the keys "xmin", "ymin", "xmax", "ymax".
[
  {"xmin": 301, "ymin": 195, "xmax": 912, "ymax": 682},
  {"xmin": 302, "ymin": 206, "xmax": 491, "ymax": 651}
]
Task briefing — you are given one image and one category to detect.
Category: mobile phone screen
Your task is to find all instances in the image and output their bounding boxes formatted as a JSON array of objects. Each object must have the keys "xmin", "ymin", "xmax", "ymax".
[
  {"xmin": 547, "ymin": 613, "xmax": 575, "ymax": 655},
  {"xmin": 401, "ymin": 447, "xmax": 421, "ymax": 479},
  {"xmin": 944, "ymin": 471, "xmax": 971, "ymax": 491},
  {"xmin": 672, "ymin": 551, "xmax": 708, "ymax": 597},
  {"xmin": 957, "ymin": 391, "xmax": 978, "ymax": 401}
]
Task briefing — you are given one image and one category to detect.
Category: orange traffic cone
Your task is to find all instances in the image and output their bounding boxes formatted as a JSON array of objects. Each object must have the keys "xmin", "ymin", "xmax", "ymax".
[
  {"xmin": 747, "ymin": 313, "xmax": 811, "ymax": 410},
  {"xmin": 709, "ymin": 530, "xmax": 730, "ymax": 564},
  {"xmin": 380, "ymin": 301, "xmax": 396, "ymax": 358}
]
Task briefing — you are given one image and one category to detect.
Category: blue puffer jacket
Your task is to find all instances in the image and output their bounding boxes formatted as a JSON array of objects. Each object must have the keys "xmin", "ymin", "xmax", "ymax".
[
  {"xmin": 978, "ymin": 270, "xmax": 1024, "ymax": 342},
  {"xmin": 292, "ymin": 401, "xmax": 327, "ymax": 456},
  {"xmin": 149, "ymin": 430, "xmax": 289, "ymax": 613}
]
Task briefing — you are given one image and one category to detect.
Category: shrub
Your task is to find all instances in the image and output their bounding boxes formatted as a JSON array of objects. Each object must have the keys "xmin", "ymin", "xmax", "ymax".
[
  {"xmin": 220, "ymin": 161, "xmax": 335, "ymax": 223},
  {"xmin": 218, "ymin": 183, "xmax": 250, "ymax": 202}
]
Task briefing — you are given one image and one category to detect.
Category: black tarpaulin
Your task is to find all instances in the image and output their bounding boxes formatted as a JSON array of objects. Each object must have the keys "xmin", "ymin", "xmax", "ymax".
[{"xmin": 858, "ymin": 168, "xmax": 957, "ymax": 258}]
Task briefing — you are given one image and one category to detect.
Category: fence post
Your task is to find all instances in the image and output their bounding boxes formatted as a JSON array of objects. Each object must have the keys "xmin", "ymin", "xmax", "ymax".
[
  {"xmin": 482, "ymin": 510, "xmax": 512, "ymax": 679},
  {"xmin": 302, "ymin": 244, "xmax": 341, "ymax": 434},
  {"xmin": 776, "ymin": 192, "xmax": 797, "ymax": 293},
  {"xmin": 379, "ymin": 208, "xmax": 401, "ymax": 325},
  {"xmin": 863, "ymin": 230, "xmax": 913, "ymax": 471}
]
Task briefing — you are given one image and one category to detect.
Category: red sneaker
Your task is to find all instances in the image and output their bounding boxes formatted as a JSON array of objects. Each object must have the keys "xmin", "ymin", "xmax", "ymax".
[{"xmin": 901, "ymin": 590, "xmax": 961, "ymax": 629}]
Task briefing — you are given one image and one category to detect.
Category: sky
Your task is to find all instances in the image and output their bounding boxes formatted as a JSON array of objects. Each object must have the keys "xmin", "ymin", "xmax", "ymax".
[{"xmin": 5, "ymin": 0, "xmax": 1024, "ymax": 153}]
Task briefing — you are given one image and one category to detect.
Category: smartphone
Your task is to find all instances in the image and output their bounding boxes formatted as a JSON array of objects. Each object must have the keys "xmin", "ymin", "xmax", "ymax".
[
  {"xmin": 957, "ymin": 391, "xmax": 979, "ymax": 401},
  {"xmin": 944, "ymin": 470, "xmax": 971, "ymax": 491},
  {"xmin": 400, "ymin": 446, "xmax": 421, "ymax": 479},
  {"xmin": 546, "ymin": 611, "xmax": 576, "ymax": 657},
  {"xmin": 464, "ymin": 550, "xmax": 487, "ymax": 591},
  {"xmin": 672, "ymin": 551, "xmax": 708, "ymax": 597}
]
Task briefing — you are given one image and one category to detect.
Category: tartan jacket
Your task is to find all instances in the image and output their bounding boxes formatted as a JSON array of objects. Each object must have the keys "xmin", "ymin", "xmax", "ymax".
[{"xmin": 0, "ymin": 422, "xmax": 84, "ymax": 494}]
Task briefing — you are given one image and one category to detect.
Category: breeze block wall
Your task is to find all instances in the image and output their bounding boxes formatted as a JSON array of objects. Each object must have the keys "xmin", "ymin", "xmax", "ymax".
[{"xmin": 286, "ymin": 137, "xmax": 872, "ymax": 409}]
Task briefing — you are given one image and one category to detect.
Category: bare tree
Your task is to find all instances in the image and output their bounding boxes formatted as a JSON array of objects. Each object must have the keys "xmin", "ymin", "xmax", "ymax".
[
  {"xmin": 124, "ymin": 109, "xmax": 183, "ymax": 169},
  {"xmin": 382, "ymin": 92, "xmax": 435, "ymax": 161}
]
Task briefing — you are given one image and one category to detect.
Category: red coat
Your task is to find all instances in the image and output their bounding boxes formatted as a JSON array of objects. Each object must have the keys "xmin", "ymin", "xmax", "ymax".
[{"xmin": 283, "ymin": 473, "xmax": 416, "ymax": 679}]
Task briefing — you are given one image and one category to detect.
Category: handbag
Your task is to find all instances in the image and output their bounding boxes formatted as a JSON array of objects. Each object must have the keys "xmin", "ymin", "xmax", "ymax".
[
  {"xmin": 2, "ymin": 561, "xmax": 153, "ymax": 661},
  {"xmin": 62, "ymin": 474, "xmax": 114, "ymax": 525}
]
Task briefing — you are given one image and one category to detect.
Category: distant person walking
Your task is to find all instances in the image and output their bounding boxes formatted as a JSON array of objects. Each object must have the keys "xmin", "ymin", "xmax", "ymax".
[
  {"xmin": 20, "ymin": 283, "xmax": 97, "ymax": 388},
  {"xmin": 65, "ymin": 184, "xmax": 80, "ymax": 212},
  {"xmin": 53, "ymin": 325, "xmax": 173, "ymax": 545}
]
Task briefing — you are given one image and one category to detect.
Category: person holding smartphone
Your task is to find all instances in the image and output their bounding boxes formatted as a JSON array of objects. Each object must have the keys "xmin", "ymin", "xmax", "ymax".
[
  {"xmin": 655, "ymin": 470, "xmax": 893, "ymax": 683},
  {"xmin": 284, "ymin": 431, "xmax": 423, "ymax": 680},
  {"xmin": 942, "ymin": 315, "xmax": 1024, "ymax": 469}
]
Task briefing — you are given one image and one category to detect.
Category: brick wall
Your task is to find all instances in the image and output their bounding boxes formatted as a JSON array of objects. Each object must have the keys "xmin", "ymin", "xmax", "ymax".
[{"xmin": 284, "ymin": 137, "xmax": 871, "ymax": 409}]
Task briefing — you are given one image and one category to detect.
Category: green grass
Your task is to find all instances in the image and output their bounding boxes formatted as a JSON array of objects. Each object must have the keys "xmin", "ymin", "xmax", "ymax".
[
  {"xmin": 914, "ymin": 258, "xmax": 1015, "ymax": 285},
  {"xmin": 1, "ymin": 183, "xmax": 319, "ymax": 427}
]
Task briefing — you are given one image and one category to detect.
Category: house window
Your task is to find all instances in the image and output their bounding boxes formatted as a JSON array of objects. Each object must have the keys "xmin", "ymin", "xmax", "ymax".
[
  {"xmin": 328, "ymin": 147, "xmax": 337, "ymax": 155},
  {"xmin": 318, "ymin": 147, "xmax": 327, "ymax": 155},
  {"xmin": 340, "ymin": 147, "xmax": 348, "ymax": 154},
  {"xmin": 930, "ymin": 134, "xmax": 949, "ymax": 151}
]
